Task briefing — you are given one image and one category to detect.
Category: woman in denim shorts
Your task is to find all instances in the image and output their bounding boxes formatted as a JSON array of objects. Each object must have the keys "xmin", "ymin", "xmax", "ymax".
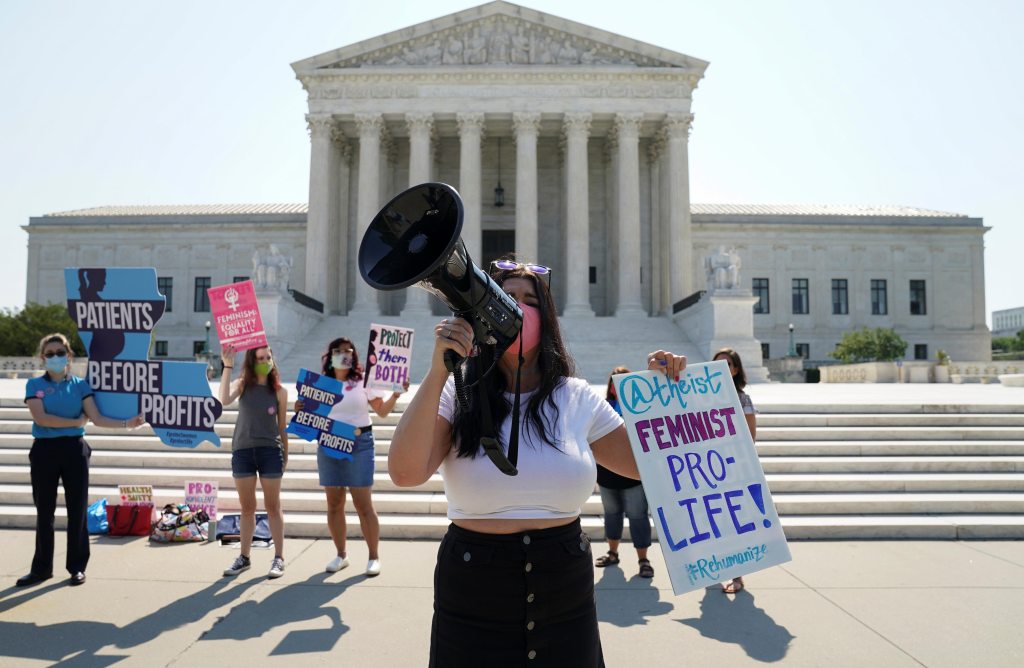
[
  {"xmin": 218, "ymin": 344, "xmax": 290, "ymax": 579},
  {"xmin": 298, "ymin": 336, "xmax": 406, "ymax": 577}
]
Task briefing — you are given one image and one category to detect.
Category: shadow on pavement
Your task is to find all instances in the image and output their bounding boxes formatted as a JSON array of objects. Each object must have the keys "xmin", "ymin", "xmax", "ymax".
[
  {"xmin": 678, "ymin": 586, "xmax": 795, "ymax": 662},
  {"xmin": 595, "ymin": 565, "xmax": 674, "ymax": 627},
  {"xmin": 198, "ymin": 570, "xmax": 358, "ymax": 655}
]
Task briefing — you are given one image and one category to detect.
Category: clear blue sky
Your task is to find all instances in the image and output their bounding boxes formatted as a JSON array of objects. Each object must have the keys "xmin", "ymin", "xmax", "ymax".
[{"xmin": 1, "ymin": 1, "xmax": 1021, "ymax": 324}]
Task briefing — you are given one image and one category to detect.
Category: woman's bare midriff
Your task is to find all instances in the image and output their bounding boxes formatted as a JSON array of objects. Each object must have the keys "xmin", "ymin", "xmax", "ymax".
[{"xmin": 453, "ymin": 516, "xmax": 579, "ymax": 534}]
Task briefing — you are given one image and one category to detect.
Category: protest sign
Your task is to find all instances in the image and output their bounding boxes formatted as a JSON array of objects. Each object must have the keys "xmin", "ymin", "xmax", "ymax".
[
  {"xmin": 119, "ymin": 484, "xmax": 153, "ymax": 506},
  {"xmin": 364, "ymin": 323, "xmax": 413, "ymax": 392},
  {"xmin": 66, "ymin": 267, "xmax": 223, "ymax": 448},
  {"xmin": 207, "ymin": 280, "xmax": 267, "ymax": 351},
  {"xmin": 185, "ymin": 481, "xmax": 218, "ymax": 519},
  {"xmin": 615, "ymin": 361, "xmax": 791, "ymax": 595},
  {"xmin": 285, "ymin": 368, "xmax": 358, "ymax": 460}
]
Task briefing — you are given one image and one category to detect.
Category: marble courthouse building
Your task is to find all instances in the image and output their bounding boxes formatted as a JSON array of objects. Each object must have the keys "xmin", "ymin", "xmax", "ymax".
[{"xmin": 22, "ymin": 2, "xmax": 992, "ymax": 371}]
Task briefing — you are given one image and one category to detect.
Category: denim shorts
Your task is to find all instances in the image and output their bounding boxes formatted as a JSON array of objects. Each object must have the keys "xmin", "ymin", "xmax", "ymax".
[
  {"xmin": 231, "ymin": 446, "xmax": 284, "ymax": 479},
  {"xmin": 317, "ymin": 431, "xmax": 375, "ymax": 487}
]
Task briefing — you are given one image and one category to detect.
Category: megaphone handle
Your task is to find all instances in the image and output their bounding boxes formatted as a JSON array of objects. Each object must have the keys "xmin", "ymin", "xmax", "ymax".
[{"xmin": 444, "ymin": 349, "xmax": 462, "ymax": 373}]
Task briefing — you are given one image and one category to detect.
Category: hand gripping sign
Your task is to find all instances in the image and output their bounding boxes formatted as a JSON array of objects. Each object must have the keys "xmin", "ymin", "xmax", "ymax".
[
  {"xmin": 66, "ymin": 268, "xmax": 223, "ymax": 448},
  {"xmin": 285, "ymin": 369, "xmax": 359, "ymax": 460},
  {"xmin": 614, "ymin": 361, "xmax": 791, "ymax": 595}
]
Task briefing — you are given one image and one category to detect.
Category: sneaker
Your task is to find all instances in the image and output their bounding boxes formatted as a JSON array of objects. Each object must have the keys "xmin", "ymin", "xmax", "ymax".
[
  {"xmin": 326, "ymin": 555, "xmax": 350, "ymax": 573},
  {"xmin": 268, "ymin": 557, "xmax": 285, "ymax": 579},
  {"xmin": 223, "ymin": 555, "xmax": 251, "ymax": 576},
  {"xmin": 365, "ymin": 559, "xmax": 381, "ymax": 577}
]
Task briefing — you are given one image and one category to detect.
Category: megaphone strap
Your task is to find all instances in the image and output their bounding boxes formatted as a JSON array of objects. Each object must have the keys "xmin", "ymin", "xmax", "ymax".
[{"xmin": 477, "ymin": 374, "xmax": 518, "ymax": 476}]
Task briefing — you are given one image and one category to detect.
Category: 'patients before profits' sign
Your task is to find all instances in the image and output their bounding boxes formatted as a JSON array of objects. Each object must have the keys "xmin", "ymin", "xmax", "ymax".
[
  {"xmin": 614, "ymin": 362, "xmax": 791, "ymax": 595},
  {"xmin": 207, "ymin": 280, "xmax": 267, "ymax": 351}
]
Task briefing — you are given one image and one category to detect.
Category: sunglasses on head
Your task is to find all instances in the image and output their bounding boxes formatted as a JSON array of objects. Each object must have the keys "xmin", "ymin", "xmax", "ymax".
[
  {"xmin": 490, "ymin": 260, "xmax": 553, "ymax": 287},
  {"xmin": 44, "ymin": 350, "xmax": 68, "ymax": 359}
]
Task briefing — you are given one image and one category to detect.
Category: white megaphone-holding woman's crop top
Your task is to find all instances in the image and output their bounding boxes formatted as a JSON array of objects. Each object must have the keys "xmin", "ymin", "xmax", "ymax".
[{"xmin": 437, "ymin": 377, "xmax": 625, "ymax": 520}]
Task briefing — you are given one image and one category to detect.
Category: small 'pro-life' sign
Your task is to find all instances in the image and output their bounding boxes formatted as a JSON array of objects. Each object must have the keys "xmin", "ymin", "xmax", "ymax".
[
  {"xmin": 614, "ymin": 361, "xmax": 791, "ymax": 595},
  {"xmin": 364, "ymin": 323, "xmax": 413, "ymax": 393},
  {"xmin": 285, "ymin": 369, "xmax": 358, "ymax": 460},
  {"xmin": 207, "ymin": 280, "xmax": 267, "ymax": 352}
]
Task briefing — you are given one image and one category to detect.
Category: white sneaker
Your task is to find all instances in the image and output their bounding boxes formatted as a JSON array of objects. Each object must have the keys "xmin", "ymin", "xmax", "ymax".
[
  {"xmin": 326, "ymin": 555, "xmax": 350, "ymax": 573},
  {"xmin": 268, "ymin": 557, "xmax": 285, "ymax": 579},
  {"xmin": 366, "ymin": 559, "xmax": 381, "ymax": 577}
]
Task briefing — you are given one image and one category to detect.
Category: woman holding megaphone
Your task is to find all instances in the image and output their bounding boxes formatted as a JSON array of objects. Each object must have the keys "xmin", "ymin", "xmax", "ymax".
[{"xmin": 389, "ymin": 261, "xmax": 686, "ymax": 667}]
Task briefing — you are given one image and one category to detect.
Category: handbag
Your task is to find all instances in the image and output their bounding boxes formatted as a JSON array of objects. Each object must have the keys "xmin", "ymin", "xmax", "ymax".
[
  {"xmin": 150, "ymin": 503, "xmax": 208, "ymax": 543},
  {"xmin": 106, "ymin": 503, "xmax": 154, "ymax": 537},
  {"xmin": 216, "ymin": 513, "xmax": 272, "ymax": 545},
  {"xmin": 87, "ymin": 498, "xmax": 108, "ymax": 535}
]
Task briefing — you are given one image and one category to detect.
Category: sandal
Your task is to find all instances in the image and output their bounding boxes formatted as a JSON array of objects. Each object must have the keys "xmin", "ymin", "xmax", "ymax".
[
  {"xmin": 721, "ymin": 577, "xmax": 745, "ymax": 594},
  {"xmin": 595, "ymin": 551, "xmax": 620, "ymax": 567},
  {"xmin": 638, "ymin": 559, "xmax": 654, "ymax": 578}
]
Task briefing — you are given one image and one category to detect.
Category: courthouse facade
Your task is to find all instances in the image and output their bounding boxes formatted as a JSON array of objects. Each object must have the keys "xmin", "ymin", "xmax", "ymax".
[{"xmin": 21, "ymin": 2, "xmax": 992, "ymax": 366}]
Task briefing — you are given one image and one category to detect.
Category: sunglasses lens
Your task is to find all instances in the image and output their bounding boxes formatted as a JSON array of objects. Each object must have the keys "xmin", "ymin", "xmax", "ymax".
[
  {"xmin": 45, "ymin": 351, "xmax": 67, "ymax": 358},
  {"xmin": 493, "ymin": 260, "xmax": 517, "ymax": 270},
  {"xmin": 526, "ymin": 264, "xmax": 550, "ymax": 274}
]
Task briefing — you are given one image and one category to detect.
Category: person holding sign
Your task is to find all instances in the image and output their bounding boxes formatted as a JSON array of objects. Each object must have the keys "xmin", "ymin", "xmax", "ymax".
[
  {"xmin": 297, "ymin": 336, "xmax": 406, "ymax": 577},
  {"xmin": 712, "ymin": 347, "xmax": 758, "ymax": 595},
  {"xmin": 17, "ymin": 333, "xmax": 144, "ymax": 588},
  {"xmin": 595, "ymin": 366, "xmax": 655, "ymax": 579},
  {"xmin": 219, "ymin": 344, "xmax": 290, "ymax": 579},
  {"xmin": 388, "ymin": 262, "xmax": 686, "ymax": 667}
]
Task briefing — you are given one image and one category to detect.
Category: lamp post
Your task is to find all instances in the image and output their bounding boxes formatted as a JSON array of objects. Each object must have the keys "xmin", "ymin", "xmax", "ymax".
[
  {"xmin": 788, "ymin": 323, "xmax": 796, "ymax": 357},
  {"xmin": 204, "ymin": 321, "xmax": 213, "ymax": 380},
  {"xmin": 204, "ymin": 321, "xmax": 211, "ymax": 355}
]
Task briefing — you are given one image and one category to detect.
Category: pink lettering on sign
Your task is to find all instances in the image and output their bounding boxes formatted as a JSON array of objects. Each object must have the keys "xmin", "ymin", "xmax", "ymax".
[{"xmin": 207, "ymin": 280, "xmax": 267, "ymax": 352}]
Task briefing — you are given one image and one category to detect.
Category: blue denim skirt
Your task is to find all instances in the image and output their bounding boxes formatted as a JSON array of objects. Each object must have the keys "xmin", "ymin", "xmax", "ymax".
[{"xmin": 317, "ymin": 431, "xmax": 375, "ymax": 487}]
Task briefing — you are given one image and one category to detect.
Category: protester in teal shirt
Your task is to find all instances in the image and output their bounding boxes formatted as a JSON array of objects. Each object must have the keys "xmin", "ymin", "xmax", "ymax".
[{"xmin": 17, "ymin": 333, "xmax": 144, "ymax": 589}]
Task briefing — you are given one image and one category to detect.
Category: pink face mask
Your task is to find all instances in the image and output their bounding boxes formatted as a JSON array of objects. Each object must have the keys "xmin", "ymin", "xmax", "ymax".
[{"xmin": 502, "ymin": 302, "xmax": 541, "ymax": 363}]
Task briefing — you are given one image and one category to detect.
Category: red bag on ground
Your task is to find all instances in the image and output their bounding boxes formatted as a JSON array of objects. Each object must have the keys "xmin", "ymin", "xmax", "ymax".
[{"xmin": 106, "ymin": 504, "xmax": 154, "ymax": 537}]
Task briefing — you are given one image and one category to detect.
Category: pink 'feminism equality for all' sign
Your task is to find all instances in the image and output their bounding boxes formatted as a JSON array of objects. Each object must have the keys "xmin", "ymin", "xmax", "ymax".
[{"xmin": 207, "ymin": 280, "xmax": 267, "ymax": 352}]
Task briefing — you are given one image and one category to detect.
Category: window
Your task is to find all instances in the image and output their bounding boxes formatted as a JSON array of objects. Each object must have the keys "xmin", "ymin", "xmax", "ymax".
[
  {"xmin": 233, "ymin": 276, "xmax": 249, "ymax": 284},
  {"xmin": 795, "ymin": 343, "xmax": 810, "ymax": 360},
  {"xmin": 157, "ymin": 277, "xmax": 173, "ymax": 312},
  {"xmin": 871, "ymin": 279, "xmax": 888, "ymax": 315},
  {"xmin": 791, "ymin": 278, "xmax": 809, "ymax": 314},
  {"xmin": 752, "ymin": 278, "xmax": 770, "ymax": 314},
  {"xmin": 831, "ymin": 279, "xmax": 848, "ymax": 315},
  {"xmin": 910, "ymin": 280, "xmax": 927, "ymax": 315},
  {"xmin": 154, "ymin": 341, "xmax": 168, "ymax": 357},
  {"xmin": 193, "ymin": 341, "xmax": 206, "ymax": 356},
  {"xmin": 760, "ymin": 343, "xmax": 770, "ymax": 360},
  {"xmin": 194, "ymin": 277, "xmax": 211, "ymax": 312},
  {"xmin": 914, "ymin": 344, "xmax": 928, "ymax": 360}
]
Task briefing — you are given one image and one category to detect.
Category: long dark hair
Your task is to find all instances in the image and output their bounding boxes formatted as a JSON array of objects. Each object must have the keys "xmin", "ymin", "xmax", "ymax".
[
  {"xmin": 241, "ymin": 346, "xmax": 281, "ymax": 393},
  {"xmin": 713, "ymin": 347, "xmax": 747, "ymax": 391},
  {"xmin": 321, "ymin": 337, "xmax": 363, "ymax": 383},
  {"xmin": 606, "ymin": 366, "xmax": 630, "ymax": 401},
  {"xmin": 451, "ymin": 265, "xmax": 576, "ymax": 458}
]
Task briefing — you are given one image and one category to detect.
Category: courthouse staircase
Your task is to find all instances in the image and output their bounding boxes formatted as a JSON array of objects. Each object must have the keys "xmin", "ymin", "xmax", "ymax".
[{"xmin": 1, "ymin": 388, "xmax": 1023, "ymax": 540}]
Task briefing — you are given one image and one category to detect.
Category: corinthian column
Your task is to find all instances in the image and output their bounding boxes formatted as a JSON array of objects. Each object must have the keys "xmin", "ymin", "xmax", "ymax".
[
  {"xmin": 305, "ymin": 115, "xmax": 335, "ymax": 307},
  {"xmin": 402, "ymin": 112, "xmax": 435, "ymax": 316},
  {"xmin": 513, "ymin": 112, "xmax": 541, "ymax": 262},
  {"xmin": 664, "ymin": 113, "xmax": 694, "ymax": 304},
  {"xmin": 331, "ymin": 127, "xmax": 352, "ymax": 314},
  {"xmin": 614, "ymin": 112, "xmax": 645, "ymax": 317},
  {"xmin": 457, "ymin": 112, "xmax": 485, "ymax": 263},
  {"xmin": 351, "ymin": 113, "xmax": 384, "ymax": 315},
  {"xmin": 562, "ymin": 113, "xmax": 594, "ymax": 316}
]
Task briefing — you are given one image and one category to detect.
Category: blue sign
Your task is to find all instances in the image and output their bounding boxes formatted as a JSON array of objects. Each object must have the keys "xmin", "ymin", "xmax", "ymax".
[
  {"xmin": 65, "ymin": 267, "xmax": 224, "ymax": 448},
  {"xmin": 286, "ymin": 368, "xmax": 358, "ymax": 460}
]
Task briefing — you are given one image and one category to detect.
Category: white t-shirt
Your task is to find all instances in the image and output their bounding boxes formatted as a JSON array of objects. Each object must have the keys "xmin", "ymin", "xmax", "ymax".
[
  {"xmin": 327, "ymin": 379, "xmax": 388, "ymax": 428},
  {"xmin": 437, "ymin": 376, "xmax": 624, "ymax": 520}
]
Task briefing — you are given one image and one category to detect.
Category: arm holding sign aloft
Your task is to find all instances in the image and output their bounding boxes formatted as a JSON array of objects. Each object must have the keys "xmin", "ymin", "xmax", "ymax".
[
  {"xmin": 81, "ymin": 396, "xmax": 145, "ymax": 429},
  {"xmin": 368, "ymin": 379, "xmax": 410, "ymax": 418},
  {"xmin": 389, "ymin": 318, "xmax": 470, "ymax": 487},
  {"xmin": 219, "ymin": 344, "xmax": 243, "ymax": 406}
]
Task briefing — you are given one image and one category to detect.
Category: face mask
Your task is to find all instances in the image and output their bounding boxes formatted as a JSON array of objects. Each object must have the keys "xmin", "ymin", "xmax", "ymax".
[
  {"xmin": 45, "ymin": 356, "xmax": 68, "ymax": 373},
  {"xmin": 502, "ymin": 303, "xmax": 541, "ymax": 364},
  {"xmin": 255, "ymin": 360, "xmax": 274, "ymax": 376},
  {"xmin": 332, "ymin": 353, "xmax": 353, "ymax": 370}
]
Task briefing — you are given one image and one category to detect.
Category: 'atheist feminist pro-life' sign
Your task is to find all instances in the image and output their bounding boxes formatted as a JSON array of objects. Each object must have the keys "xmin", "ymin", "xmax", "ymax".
[
  {"xmin": 364, "ymin": 323, "xmax": 414, "ymax": 393},
  {"xmin": 65, "ymin": 268, "xmax": 224, "ymax": 448},
  {"xmin": 285, "ymin": 369, "xmax": 358, "ymax": 460},
  {"xmin": 615, "ymin": 361, "xmax": 791, "ymax": 595},
  {"xmin": 207, "ymin": 279, "xmax": 267, "ymax": 352}
]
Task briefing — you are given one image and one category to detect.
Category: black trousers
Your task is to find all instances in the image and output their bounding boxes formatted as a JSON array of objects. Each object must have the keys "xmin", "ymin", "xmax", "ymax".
[
  {"xmin": 29, "ymin": 436, "xmax": 91, "ymax": 575},
  {"xmin": 430, "ymin": 518, "xmax": 604, "ymax": 668}
]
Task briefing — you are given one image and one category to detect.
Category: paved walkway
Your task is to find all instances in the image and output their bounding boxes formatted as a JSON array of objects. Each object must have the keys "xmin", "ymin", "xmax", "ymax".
[{"xmin": 1, "ymin": 531, "xmax": 1022, "ymax": 667}]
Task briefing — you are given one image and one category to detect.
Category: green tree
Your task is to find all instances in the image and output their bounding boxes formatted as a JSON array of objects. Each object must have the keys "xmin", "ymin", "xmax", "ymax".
[
  {"xmin": 0, "ymin": 303, "xmax": 85, "ymax": 356},
  {"xmin": 829, "ymin": 327, "xmax": 908, "ymax": 364}
]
